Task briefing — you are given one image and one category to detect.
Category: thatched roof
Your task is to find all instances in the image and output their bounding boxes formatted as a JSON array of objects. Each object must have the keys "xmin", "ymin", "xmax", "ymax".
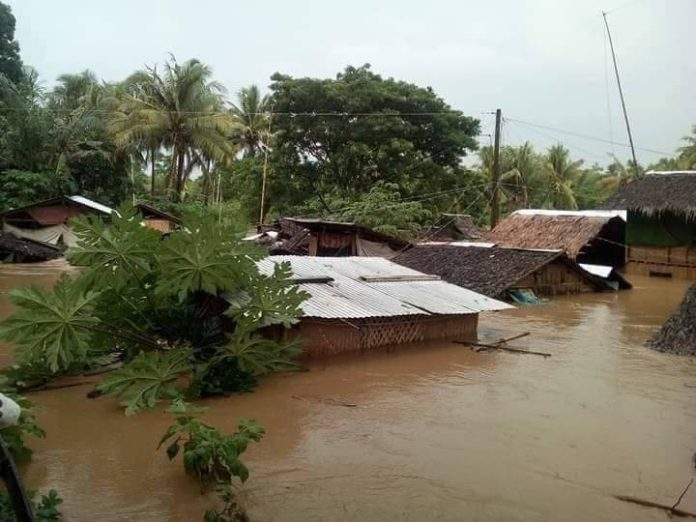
[
  {"xmin": 649, "ymin": 284, "xmax": 696, "ymax": 356},
  {"xmin": 485, "ymin": 211, "xmax": 624, "ymax": 258},
  {"xmin": 603, "ymin": 171, "xmax": 696, "ymax": 219},
  {"xmin": 393, "ymin": 244, "xmax": 601, "ymax": 298}
]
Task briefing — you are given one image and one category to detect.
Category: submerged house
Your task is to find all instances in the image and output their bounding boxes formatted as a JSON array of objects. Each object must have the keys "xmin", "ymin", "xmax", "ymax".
[
  {"xmin": 603, "ymin": 171, "xmax": 696, "ymax": 279},
  {"xmin": 135, "ymin": 203, "xmax": 182, "ymax": 233},
  {"xmin": 1, "ymin": 195, "xmax": 113, "ymax": 248},
  {"xmin": 394, "ymin": 244, "xmax": 609, "ymax": 301},
  {"xmin": 253, "ymin": 256, "xmax": 511, "ymax": 356},
  {"xmin": 485, "ymin": 209, "xmax": 627, "ymax": 267},
  {"xmin": 257, "ymin": 218, "xmax": 409, "ymax": 258}
]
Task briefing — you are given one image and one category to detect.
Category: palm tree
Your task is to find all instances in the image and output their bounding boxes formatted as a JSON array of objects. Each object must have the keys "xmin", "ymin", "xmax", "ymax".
[
  {"xmin": 501, "ymin": 142, "xmax": 541, "ymax": 209},
  {"xmin": 541, "ymin": 144, "xmax": 582, "ymax": 209},
  {"xmin": 230, "ymin": 85, "xmax": 270, "ymax": 157},
  {"xmin": 109, "ymin": 57, "xmax": 237, "ymax": 200},
  {"xmin": 678, "ymin": 125, "xmax": 696, "ymax": 169}
]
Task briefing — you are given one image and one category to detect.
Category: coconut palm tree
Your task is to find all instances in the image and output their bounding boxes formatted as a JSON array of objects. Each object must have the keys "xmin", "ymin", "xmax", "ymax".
[
  {"xmin": 109, "ymin": 57, "xmax": 237, "ymax": 200},
  {"xmin": 678, "ymin": 125, "xmax": 696, "ymax": 169},
  {"xmin": 541, "ymin": 144, "xmax": 582, "ymax": 209},
  {"xmin": 230, "ymin": 85, "xmax": 270, "ymax": 157}
]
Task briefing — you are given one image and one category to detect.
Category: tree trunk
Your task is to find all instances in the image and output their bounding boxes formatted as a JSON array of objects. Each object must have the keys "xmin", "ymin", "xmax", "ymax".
[
  {"xmin": 175, "ymin": 149, "xmax": 185, "ymax": 200},
  {"xmin": 150, "ymin": 147, "xmax": 157, "ymax": 198}
]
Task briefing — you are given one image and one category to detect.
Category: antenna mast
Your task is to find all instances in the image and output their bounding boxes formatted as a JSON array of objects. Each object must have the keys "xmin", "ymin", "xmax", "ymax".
[{"xmin": 602, "ymin": 11, "xmax": 639, "ymax": 173}]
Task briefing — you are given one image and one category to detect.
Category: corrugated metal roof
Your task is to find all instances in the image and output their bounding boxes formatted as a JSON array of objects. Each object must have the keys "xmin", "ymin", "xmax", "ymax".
[
  {"xmin": 257, "ymin": 256, "xmax": 511, "ymax": 319},
  {"xmin": 579, "ymin": 263, "xmax": 613, "ymax": 278},
  {"xmin": 513, "ymin": 209, "xmax": 627, "ymax": 221},
  {"xmin": 68, "ymin": 195, "xmax": 114, "ymax": 215}
]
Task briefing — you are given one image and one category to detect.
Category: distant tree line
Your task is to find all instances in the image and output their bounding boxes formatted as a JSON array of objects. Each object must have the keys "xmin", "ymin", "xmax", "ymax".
[{"xmin": 1, "ymin": 1, "xmax": 695, "ymax": 235}]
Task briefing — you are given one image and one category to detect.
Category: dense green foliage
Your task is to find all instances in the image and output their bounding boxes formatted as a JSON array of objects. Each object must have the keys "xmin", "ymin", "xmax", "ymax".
[
  {"xmin": 0, "ymin": 207, "xmax": 308, "ymax": 414},
  {"xmin": 2, "ymin": 2, "xmax": 696, "ymax": 232},
  {"xmin": 0, "ymin": 2, "xmax": 22, "ymax": 85},
  {"xmin": 0, "ymin": 489, "xmax": 62, "ymax": 522}
]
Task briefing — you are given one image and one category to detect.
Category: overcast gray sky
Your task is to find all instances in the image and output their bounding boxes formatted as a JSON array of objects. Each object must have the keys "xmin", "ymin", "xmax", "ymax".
[{"xmin": 7, "ymin": 0, "xmax": 696, "ymax": 166}]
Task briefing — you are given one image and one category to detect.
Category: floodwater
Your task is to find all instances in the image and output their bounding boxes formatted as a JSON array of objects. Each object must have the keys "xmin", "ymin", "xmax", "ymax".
[{"xmin": 0, "ymin": 261, "xmax": 694, "ymax": 521}]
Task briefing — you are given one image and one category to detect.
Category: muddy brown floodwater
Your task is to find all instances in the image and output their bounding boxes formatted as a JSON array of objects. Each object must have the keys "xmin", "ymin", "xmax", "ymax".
[{"xmin": 0, "ymin": 261, "xmax": 694, "ymax": 521}]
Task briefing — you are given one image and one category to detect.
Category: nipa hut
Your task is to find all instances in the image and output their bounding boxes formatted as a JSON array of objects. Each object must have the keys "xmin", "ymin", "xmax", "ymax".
[
  {"xmin": 249, "ymin": 256, "xmax": 511, "ymax": 356},
  {"xmin": 135, "ymin": 203, "xmax": 182, "ymax": 233},
  {"xmin": 394, "ymin": 244, "xmax": 608, "ymax": 300},
  {"xmin": 649, "ymin": 284, "xmax": 696, "ymax": 356},
  {"xmin": 603, "ymin": 171, "xmax": 696, "ymax": 279},
  {"xmin": 251, "ymin": 218, "xmax": 410, "ymax": 258},
  {"xmin": 1, "ymin": 195, "xmax": 113, "ymax": 248},
  {"xmin": 485, "ymin": 209, "xmax": 626, "ymax": 267}
]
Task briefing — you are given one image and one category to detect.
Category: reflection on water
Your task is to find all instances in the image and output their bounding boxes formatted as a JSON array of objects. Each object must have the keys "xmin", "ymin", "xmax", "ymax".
[{"xmin": 0, "ymin": 262, "xmax": 694, "ymax": 521}]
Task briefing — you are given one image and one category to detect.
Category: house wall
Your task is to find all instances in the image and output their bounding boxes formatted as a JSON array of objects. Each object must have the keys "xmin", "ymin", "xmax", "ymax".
[
  {"xmin": 625, "ymin": 211, "xmax": 696, "ymax": 279},
  {"xmin": 289, "ymin": 315, "xmax": 478, "ymax": 357},
  {"xmin": 514, "ymin": 261, "xmax": 597, "ymax": 296},
  {"xmin": 143, "ymin": 218, "xmax": 173, "ymax": 233}
]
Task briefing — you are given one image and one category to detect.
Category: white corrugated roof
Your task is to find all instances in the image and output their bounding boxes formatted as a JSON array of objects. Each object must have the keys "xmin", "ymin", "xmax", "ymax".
[
  {"xmin": 579, "ymin": 263, "xmax": 613, "ymax": 279},
  {"xmin": 512, "ymin": 209, "xmax": 627, "ymax": 221},
  {"xmin": 645, "ymin": 170, "xmax": 696, "ymax": 176},
  {"xmin": 256, "ymin": 256, "xmax": 511, "ymax": 319},
  {"xmin": 68, "ymin": 195, "xmax": 114, "ymax": 215}
]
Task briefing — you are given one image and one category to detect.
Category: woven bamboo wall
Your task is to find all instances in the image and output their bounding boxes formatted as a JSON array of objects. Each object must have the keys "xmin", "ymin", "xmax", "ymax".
[
  {"xmin": 627, "ymin": 246, "xmax": 696, "ymax": 266},
  {"xmin": 514, "ymin": 262, "xmax": 596, "ymax": 296},
  {"xmin": 292, "ymin": 315, "xmax": 478, "ymax": 357},
  {"xmin": 143, "ymin": 219, "xmax": 172, "ymax": 233},
  {"xmin": 626, "ymin": 260, "xmax": 696, "ymax": 280}
]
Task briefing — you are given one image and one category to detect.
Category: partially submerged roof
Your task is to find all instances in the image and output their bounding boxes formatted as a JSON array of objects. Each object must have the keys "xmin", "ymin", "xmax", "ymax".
[
  {"xmin": 602, "ymin": 171, "xmax": 696, "ymax": 219},
  {"xmin": 394, "ymin": 244, "xmax": 604, "ymax": 298},
  {"xmin": 67, "ymin": 195, "xmax": 114, "ymax": 215},
  {"xmin": 579, "ymin": 263, "xmax": 632, "ymax": 290},
  {"xmin": 281, "ymin": 217, "xmax": 409, "ymax": 248},
  {"xmin": 135, "ymin": 203, "xmax": 182, "ymax": 224},
  {"xmin": 485, "ymin": 210, "xmax": 625, "ymax": 258},
  {"xmin": 255, "ymin": 256, "xmax": 511, "ymax": 319},
  {"xmin": 1, "ymin": 195, "xmax": 114, "ymax": 224}
]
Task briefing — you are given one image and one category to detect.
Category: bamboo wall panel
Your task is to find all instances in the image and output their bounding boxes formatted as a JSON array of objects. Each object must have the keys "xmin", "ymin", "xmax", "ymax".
[
  {"xmin": 626, "ymin": 261, "xmax": 696, "ymax": 281},
  {"xmin": 292, "ymin": 315, "xmax": 478, "ymax": 357},
  {"xmin": 514, "ymin": 263, "xmax": 596, "ymax": 296}
]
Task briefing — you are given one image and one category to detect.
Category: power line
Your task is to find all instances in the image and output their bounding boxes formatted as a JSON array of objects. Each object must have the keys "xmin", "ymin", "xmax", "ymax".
[
  {"xmin": 505, "ymin": 118, "xmax": 610, "ymax": 162},
  {"xmin": 504, "ymin": 117, "xmax": 671, "ymax": 156}
]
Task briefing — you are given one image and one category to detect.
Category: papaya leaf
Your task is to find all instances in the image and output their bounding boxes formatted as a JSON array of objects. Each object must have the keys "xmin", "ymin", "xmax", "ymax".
[
  {"xmin": 0, "ymin": 274, "xmax": 101, "ymax": 373},
  {"xmin": 213, "ymin": 328, "xmax": 302, "ymax": 377},
  {"xmin": 226, "ymin": 262, "xmax": 308, "ymax": 330},
  {"xmin": 67, "ymin": 206, "xmax": 160, "ymax": 291},
  {"xmin": 98, "ymin": 349, "xmax": 192, "ymax": 415},
  {"xmin": 155, "ymin": 214, "xmax": 262, "ymax": 301}
]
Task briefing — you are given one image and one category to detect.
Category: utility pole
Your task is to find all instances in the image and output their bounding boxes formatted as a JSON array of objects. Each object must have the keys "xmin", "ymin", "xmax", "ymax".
[
  {"xmin": 258, "ymin": 109, "xmax": 273, "ymax": 228},
  {"xmin": 603, "ymin": 11, "xmax": 639, "ymax": 175},
  {"xmin": 490, "ymin": 108, "xmax": 502, "ymax": 229}
]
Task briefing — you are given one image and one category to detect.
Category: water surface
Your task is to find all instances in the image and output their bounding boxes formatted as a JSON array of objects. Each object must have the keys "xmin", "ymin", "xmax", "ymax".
[{"xmin": 0, "ymin": 262, "xmax": 694, "ymax": 520}]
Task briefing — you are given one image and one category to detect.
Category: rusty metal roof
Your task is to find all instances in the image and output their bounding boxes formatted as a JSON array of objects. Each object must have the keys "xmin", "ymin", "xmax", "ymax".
[{"xmin": 256, "ymin": 256, "xmax": 511, "ymax": 319}]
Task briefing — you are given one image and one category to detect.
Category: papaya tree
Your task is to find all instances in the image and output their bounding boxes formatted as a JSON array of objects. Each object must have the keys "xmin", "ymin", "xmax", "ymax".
[{"xmin": 0, "ymin": 206, "xmax": 308, "ymax": 414}]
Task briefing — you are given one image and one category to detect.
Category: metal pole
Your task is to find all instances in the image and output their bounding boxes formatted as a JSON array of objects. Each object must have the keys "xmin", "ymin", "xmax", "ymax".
[
  {"xmin": 603, "ymin": 12, "xmax": 639, "ymax": 174},
  {"xmin": 490, "ymin": 108, "xmax": 502, "ymax": 229}
]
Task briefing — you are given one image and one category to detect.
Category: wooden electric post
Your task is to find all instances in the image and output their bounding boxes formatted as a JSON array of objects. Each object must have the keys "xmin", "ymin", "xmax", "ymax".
[{"xmin": 490, "ymin": 108, "xmax": 502, "ymax": 229}]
